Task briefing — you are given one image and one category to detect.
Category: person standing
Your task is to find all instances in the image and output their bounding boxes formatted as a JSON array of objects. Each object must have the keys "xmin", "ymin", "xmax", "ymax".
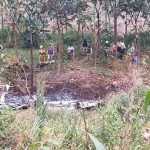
[
  {"xmin": 83, "ymin": 39, "xmax": 88, "ymax": 56},
  {"xmin": 117, "ymin": 40, "xmax": 122, "ymax": 60},
  {"xmin": 104, "ymin": 41, "xmax": 110, "ymax": 59},
  {"xmin": 120, "ymin": 41, "xmax": 126, "ymax": 59},
  {"xmin": 67, "ymin": 44, "xmax": 75, "ymax": 60},
  {"xmin": 47, "ymin": 44, "xmax": 55, "ymax": 63},
  {"xmin": 86, "ymin": 45, "xmax": 93, "ymax": 60},
  {"xmin": 39, "ymin": 45, "xmax": 46, "ymax": 63},
  {"xmin": 110, "ymin": 42, "xmax": 117, "ymax": 58},
  {"xmin": 130, "ymin": 42, "xmax": 138, "ymax": 65}
]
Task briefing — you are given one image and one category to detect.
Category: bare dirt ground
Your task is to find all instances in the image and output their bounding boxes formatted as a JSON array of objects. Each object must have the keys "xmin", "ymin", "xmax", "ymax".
[
  {"xmin": 43, "ymin": 57, "xmax": 148, "ymax": 101},
  {"xmin": 1, "ymin": 53, "xmax": 149, "ymax": 102}
]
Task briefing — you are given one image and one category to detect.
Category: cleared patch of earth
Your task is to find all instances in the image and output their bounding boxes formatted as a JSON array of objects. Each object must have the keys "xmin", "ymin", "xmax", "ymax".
[{"xmin": 3, "ymin": 57, "xmax": 149, "ymax": 109}]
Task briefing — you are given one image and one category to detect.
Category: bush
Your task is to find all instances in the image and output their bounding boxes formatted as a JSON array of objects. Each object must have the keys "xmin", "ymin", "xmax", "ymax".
[
  {"xmin": 0, "ymin": 107, "xmax": 15, "ymax": 148},
  {"xmin": 62, "ymin": 30, "xmax": 78, "ymax": 46},
  {"xmin": 62, "ymin": 30, "xmax": 94, "ymax": 47},
  {"xmin": 124, "ymin": 32, "xmax": 150, "ymax": 51},
  {"xmin": 124, "ymin": 33, "xmax": 136, "ymax": 47},
  {"xmin": 0, "ymin": 27, "xmax": 13, "ymax": 46},
  {"xmin": 140, "ymin": 31, "xmax": 150, "ymax": 51},
  {"xmin": 18, "ymin": 31, "xmax": 37, "ymax": 48}
]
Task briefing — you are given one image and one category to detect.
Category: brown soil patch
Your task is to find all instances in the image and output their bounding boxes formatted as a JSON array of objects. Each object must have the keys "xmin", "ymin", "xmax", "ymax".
[{"xmin": 44, "ymin": 59, "xmax": 135, "ymax": 100}]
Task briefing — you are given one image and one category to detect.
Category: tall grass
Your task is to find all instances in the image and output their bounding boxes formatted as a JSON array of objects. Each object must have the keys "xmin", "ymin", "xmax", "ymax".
[{"xmin": 0, "ymin": 85, "xmax": 150, "ymax": 149}]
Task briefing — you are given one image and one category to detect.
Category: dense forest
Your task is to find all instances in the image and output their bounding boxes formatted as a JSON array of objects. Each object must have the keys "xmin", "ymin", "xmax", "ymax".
[{"xmin": 0, "ymin": 0, "xmax": 150, "ymax": 149}]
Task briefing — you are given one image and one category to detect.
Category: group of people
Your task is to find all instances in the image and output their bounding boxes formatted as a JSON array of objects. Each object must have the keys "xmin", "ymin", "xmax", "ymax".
[
  {"xmin": 104, "ymin": 40, "xmax": 138, "ymax": 65},
  {"xmin": 104, "ymin": 40, "xmax": 126, "ymax": 60},
  {"xmin": 39, "ymin": 44, "xmax": 55, "ymax": 64},
  {"xmin": 39, "ymin": 39, "xmax": 93, "ymax": 63},
  {"xmin": 66, "ymin": 39, "xmax": 93, "ymax": 61},
  {"xmin": 38, "ymin": 39, "xmax": 138, "ymax": 65}
]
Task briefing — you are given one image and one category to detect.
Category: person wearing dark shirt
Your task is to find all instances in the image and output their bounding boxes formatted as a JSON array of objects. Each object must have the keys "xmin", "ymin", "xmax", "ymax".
[
  {"xmin": 83, "ymin": 39, "xmax": 88, "ymax": 56},
  {"xmin": 47, "ymin": 44, "xmax": 55, "ymax": 63}
]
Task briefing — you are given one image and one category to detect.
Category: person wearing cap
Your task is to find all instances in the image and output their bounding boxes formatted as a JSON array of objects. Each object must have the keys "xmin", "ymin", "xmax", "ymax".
[
  {"xmin": 104, "ymin": 40, "xmax": 110, "ymax": 59},
  {"xmin": 39, "ymin": 45, "xmax": 46, "ymax": 63}
]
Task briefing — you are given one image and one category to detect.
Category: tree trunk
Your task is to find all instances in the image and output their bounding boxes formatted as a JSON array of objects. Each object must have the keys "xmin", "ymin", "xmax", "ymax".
[
  {"xmin": 114, "ymin": 0, "xmax": 118, "ymax": 58},
  {"xmin": 13, "ymin": 21, "xmax": 18, "ymax": 56},
  {"xmin": 29, "ymin": 15, "xmax": 34, "ymax": 95},
  {"xmin": 125, "ymin": 13, "xmax": 128, "ymax": 35},
  {"xmin": 108, "ymin": 14, "xmax": 111, "ymax": 32},
  {"xmin": 57, "ymin": 20, "xmax": 62, "ymax": 74},
  {"xmin": 97, "ymin": 11, "xmax": 100, "ymax": 50},
  {"xmin": 1, "ymin": 5, "xmax": 4, "ymax": 30},
  {"xmin": 77, "ymin": 23, "xmax": 81, "ymax": 51},
  {"xmin": 135, "ymin": 19, "xmax": 138, "ymax": 49},
  {"xmin": 81, "ymin": 25, "xmax": 84, "ymax": 40},
  {"xmin": 105, "ymin": 11, "xmax": 108, "ymax": 28},
  {"xmin": 135, "ymin": 19, "xmax": 140, "ymax": 66},
  {"xmin": 93, "ymin": 4, "xmax": 98, "ymax": 68},
  {"xmin": 114, "ymin": 0, "xmax": 117, "ymax": 47}
]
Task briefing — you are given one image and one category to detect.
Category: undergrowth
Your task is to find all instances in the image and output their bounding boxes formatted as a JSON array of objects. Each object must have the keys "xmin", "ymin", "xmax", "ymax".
[{"xmin": 0, "ymin": 85, "xmax": 150, "ymax": 150}]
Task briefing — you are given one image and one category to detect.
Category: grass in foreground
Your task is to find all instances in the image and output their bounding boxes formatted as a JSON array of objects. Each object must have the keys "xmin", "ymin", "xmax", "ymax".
[{"xmin": 1, "ymin": 86, "xmax": 150, "ymax": 150}]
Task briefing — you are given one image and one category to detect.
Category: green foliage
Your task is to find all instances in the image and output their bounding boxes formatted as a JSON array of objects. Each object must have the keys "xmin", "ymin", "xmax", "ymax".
[
  {"xmin": 124, "ymin": 32, "xmax": 150, "ymax": 50},
  {"xmin": 0, "ymin": 27, "xmax": 13, "ymax": 44},
  {"xmin": 100, "ymin": 29, "xmax": 113, "ymax": 46},
  {"xmin": 62, "ymin": 30, "xmax": 78, "ymax": 46},
  {"xmin": 0, "ymin": 86, "xmax": 149, "ymax": 149},
  {"xmin": 144, "ymin": 89, "xmax": 150, "ymax": 112},
  {"xmin": 140, "ymin": 32, "xmax": 150, "ymax": 51},
  {"xmin": 124, "ymin": 33, "xmax": 136, "ymax": 47},
  {"xmin": 0, "ymin": 107, "xmax": 15, "ymax": 147},
  {"xmin": 18, "ymin": 31, "xmax": 41, "ymax": 48}
]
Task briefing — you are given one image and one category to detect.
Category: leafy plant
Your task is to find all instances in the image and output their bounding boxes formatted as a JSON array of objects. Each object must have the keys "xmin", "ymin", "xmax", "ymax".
[
  {"xmin": 88, "ymin": 133, "xmax": 105, "ymax": 150},
  {"xmin": 144, "ymin": 89, "xmax": 150, "ymax": 112}
]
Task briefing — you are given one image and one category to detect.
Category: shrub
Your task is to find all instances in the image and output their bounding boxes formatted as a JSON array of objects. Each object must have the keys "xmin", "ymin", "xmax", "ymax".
[
  {"xmin": 0, "ymin": 107, "xmax": 15, "ymax": 148},
  {"xmin": 0, "ymin": 27, "xmax": 13, "ymax": 46},
  {"xmin": 100, "ymin": 29, "xmax": 114, "ymax": 46},
  {"xmin": 18, "ymin": 31, "xmax": 47, "ymax": 48},
  {"xmin": 62, "ymin": 30, "xmax": 78, "ymax": 46},
  {"xmin": 140, "ymin": 31, "xmax": 150, "ymax": 51}
]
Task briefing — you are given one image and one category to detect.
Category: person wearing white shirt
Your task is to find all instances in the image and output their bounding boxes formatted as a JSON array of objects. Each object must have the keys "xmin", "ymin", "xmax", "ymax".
[
  {"xmin": 67, "ymin": 44, "xmax": 75, "ymax": 60},
  {"xmin": 130, "ymin": 42, "xmax": 138, "ymax": 65}
]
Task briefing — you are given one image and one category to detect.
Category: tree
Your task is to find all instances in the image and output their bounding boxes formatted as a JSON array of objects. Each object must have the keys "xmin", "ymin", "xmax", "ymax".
[
  {"xmin": 19, "ymin": 0, "xmax": 47, "ymax": 95},
  {"xmin": 42, "ymin": 0, "xmax": 85, "ymax": 74},
  {"xmin": 91, "ymin": 0, "xmax": 103, "ymax": 48},
  {"xmin": 123, "ymin": 0, "xmax": 150, "ymax": 52},
  {"xmin": 4, "ymin": 0, "xmax": 47, "ymax": 95}
]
